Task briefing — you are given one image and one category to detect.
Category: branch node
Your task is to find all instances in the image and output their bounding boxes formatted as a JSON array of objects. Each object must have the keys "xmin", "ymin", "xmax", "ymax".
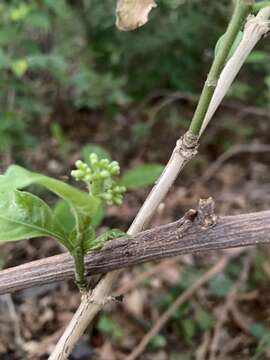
[
  {"xmin": 175, "ymin": 130, "xmax": 199, "ymax": 160},
  {"xmin": 82, "ymin": 292, "xmax": 122, "ymax": 306}
]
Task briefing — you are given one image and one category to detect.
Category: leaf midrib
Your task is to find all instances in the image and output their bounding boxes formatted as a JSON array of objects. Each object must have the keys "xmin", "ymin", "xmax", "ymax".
[{"xmin": 0, "ymin": 213, "xmax": 66, "ymax": 243}]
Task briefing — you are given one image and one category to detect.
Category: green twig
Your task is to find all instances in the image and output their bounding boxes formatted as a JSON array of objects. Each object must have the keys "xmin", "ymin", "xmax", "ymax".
[
  {"xmin": 71, "ymin": 207, "xmax": 88, "ymax": 291},
  {"xmin": 253, "ymin": 1, "xmax": 270, "ymax": 11},
  {"xmin": 73, "ymin": 246, "xmax": 87, "ymax": 291},
  {"xmin": 189, "ymin": 0, "xmax": 253, "ymax": 135}
]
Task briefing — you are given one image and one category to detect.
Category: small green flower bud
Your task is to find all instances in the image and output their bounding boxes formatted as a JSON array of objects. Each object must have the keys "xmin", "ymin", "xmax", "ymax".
[
  {"xmin": 100, "ymin": 170, "xmax": 110, "ymax": 179},
  {"xmin": 75, "ymin": 160, "xmax": 84, "ymax": 168},
  {"xmin": 89, "ymin": 153, "xmax": 98, "ymax": 165},
  {"xmin": 91, "ymin": 172, "xmax": 100, "ymax": 181},
  {"xmin": 72, "ymin": 154, "xmax": 125, "ymax": 207},
  {"xmin": 105, "ymin": 193, "xmax": 113, "ymax": 201},
  {"xmin": 71, "ymin": 169, "xmax": 84, "ymax": 180},
  {"xmin": 100, "ymin": 158, "xmax": 110, "ymax": 167},
  {"xmin": 110, "ymin": 161, "xmax": 119, "ymax": 167},
  {"xmin": 114, "ymin": 197, "xmax": 123, "ymax": 206},
  {"xmin": 109, "ymin": 161, "xmax": 120, "ymax": 175},
  {"xmin": 84, "ymin": 174, "xmax": 92, "ymax": 182}
]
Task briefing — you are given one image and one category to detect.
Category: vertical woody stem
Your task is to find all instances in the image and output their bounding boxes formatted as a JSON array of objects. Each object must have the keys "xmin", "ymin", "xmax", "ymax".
[{"xmin": 49, "ymin": 130, "xmax": 199, "ymax": 360}]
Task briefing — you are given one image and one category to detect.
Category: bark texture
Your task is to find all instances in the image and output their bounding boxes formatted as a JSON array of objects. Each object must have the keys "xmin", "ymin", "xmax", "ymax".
[{"xmin": 1, "ymin": 199, "xmax": 270, "ymax": 296}]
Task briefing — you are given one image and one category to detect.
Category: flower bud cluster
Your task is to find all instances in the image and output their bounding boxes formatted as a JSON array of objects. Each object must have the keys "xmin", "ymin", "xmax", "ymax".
[{"xmin": 71, "ymin": 153, "xmax": 126, "ymax": 206}]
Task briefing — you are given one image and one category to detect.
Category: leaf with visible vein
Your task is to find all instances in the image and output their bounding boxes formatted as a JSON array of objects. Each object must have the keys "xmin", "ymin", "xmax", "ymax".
[
  {"xmin": 0, "ymin": 165, "xmax": 100, "ymax": 217},
  {"xmin": 0, "ymin": 190, "xmax": 73, "ymax": 250}
]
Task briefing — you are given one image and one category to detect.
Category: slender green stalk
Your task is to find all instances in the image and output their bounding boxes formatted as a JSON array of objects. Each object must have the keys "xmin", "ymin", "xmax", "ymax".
[
  {"xmin": 253, "ymin": 1, "xmax": 270, "ymax": 11},
  {"xmin": 73, "ymin": 247, "xmax": 87, "ymax": 290},
  {"xmin": 189, "ymin": 0, "xmax": 253, "ymax": 135},
  {"xmin": 71, "ymin": 208, "xmax": 87, "ymax": 290}
]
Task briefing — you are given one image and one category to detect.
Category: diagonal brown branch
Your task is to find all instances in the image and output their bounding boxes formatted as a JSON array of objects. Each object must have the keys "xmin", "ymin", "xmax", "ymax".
[{"xmin": 1, "ymin": 199, "xmax": 270, "ymax": 296}]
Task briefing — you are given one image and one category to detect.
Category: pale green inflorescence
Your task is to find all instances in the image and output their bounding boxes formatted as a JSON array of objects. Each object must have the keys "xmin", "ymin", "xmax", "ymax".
[{"xmin": 71, "ymin": 154, "xmax": 126, "ymax": 206}]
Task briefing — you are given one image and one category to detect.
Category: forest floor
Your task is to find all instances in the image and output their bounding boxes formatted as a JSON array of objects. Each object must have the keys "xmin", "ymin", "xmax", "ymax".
[{"xmin": 1, "ymin": 97, "xmax": 270, "ymax": 360}]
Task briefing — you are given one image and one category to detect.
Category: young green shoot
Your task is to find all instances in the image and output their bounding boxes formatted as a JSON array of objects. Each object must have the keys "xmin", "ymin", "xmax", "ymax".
[
  {"xmin": 189, "ymin": 0, "xmax": 253, "ymax": 135},
  {"xmin": 70, "ymin": 154, "xmax": 126, "ymax": 289},
  {"xmin": 0, "ymin": 154, "xmax": 126, "ymax": 291}
]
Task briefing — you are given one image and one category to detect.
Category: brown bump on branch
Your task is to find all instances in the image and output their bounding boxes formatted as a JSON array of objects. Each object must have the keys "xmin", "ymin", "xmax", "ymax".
[
  {"xmin": 184, "ymin": 209, "xmax": 198, "ymax": 223},
  {"xmin": 195, "ymin": 197, "xmax": 218, "ymax": 229}
]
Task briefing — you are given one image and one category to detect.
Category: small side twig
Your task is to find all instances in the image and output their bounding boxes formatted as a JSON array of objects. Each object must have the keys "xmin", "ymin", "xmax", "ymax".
[
  {"xmin": 195, "ymin": 332, "xmax": 211, "ymax": 360},
  {"xmin": 202, "ymin": 143, "xmax": 270, "ymax": 182},
  {"xmin": 1, "ymin": 294, "xmax": 26, "ymax": 356},
  {"xmin": 209, "ymin": 250, "xmax": 253, "ymax": 360}
]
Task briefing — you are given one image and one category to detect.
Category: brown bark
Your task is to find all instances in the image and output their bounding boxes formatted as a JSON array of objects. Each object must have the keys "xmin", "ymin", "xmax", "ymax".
[{"xmin": 0, "ymin": 199, "xmax": 269, "ymax": 296}]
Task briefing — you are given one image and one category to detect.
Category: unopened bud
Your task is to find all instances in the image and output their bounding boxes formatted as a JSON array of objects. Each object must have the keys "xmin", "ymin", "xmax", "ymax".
[
  {"xmin": 89, "ymin": 153, "xmax": 98, "ymax": 165},
  {"xmin": 100, "ymin": 170, "xmax": 110, "ymax": 179}
]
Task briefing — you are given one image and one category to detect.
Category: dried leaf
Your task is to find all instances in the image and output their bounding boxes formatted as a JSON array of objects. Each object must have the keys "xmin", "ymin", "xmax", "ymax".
[
  {"xmin": 123, "ymin": 289, "xmax": 145, "ymax": 317},
  {"xmin": 116, "ymin": 0, "xmax": 157, "ymax": 31}
]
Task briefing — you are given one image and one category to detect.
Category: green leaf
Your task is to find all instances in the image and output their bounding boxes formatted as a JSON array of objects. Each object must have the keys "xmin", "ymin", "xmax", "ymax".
[
  {"xmin": 182, "ymin": 318, "xmax": 196, "ymax": 340},
  {"xmin": 91, "ymin": 204, "xmax": 105, "ymax": 228},
  {"xmin": 0, "ymin": 48, "xmax": 11, "ymax": 69},
  {"xmin": 54, "ymin": 199, "xmax": 105, "ymax": 232},
  {"xmin": 97, "ymin": 315, "xmax": 123, "ymax": 339},
  {"xmin": 11, "ymin": 59, "xmax": 28, "ymax": 77},
  {"xmin": 25, "ymin": 11, "xmax": 51, "ymax": 31},
  {"xmin": 82, "ymin": 144, "xmax": 111, "ymax": 164},
  {"xmin": 0, "ymin": 190, "xmax": 72, "ymax": 249},
  {"xmin": 250, "ymin": 323, "xmax": 268, "ymax": 339},
  {"xmin": 179, "ymin": 267, "xmax": 203, "ymax": 290},
  {"xmin": 195, "ymin": 309, "xmax": 213, "ymax": 331},
  {"xmin": 27, "ymin": 54, "xmax": 67, "ymax": 79},
  {"xmin": 252, "ymin": 329, "xmax": 270, "ymax": 360},
  {"xmin": 54, "ymin": 200, "xmax": 75, "ymax": 233},
  {"xmin": 10, "ymin": 4, "xmax": 32, "ymax": 22},
  {"xmin": 149, "ymin": 335, "xmax": 167, "ymax": 349},
  {"xmin": 215, "ymin": 31, "xmax": 243, "ymax": 62},
  {"xmin": 120, "ymin": 164, "xmax": 164, "ymax": 189},
  {"xmin": 209, "ymin": 273, "xmax": 234, "ymax": 297},
  {"xmin": 246, "ymin": 51, "xmax": 268, "ymax": 64},
  {"xmin": 0, "ymin": 29, "xmax": 18, "ymax": 46},
  {"xmin": 0, "ymin": 165, "xmax": 100, "ymax": 217},
  {"xmin": 90, "ymin": 228, "xmax": 126, "ymax": 251},
  {"xmin": 44, "ymin": 0, "xmax": 69, "ymax": 17},
  {"xmin": 81, "ymin": 225, "xmax": 96, "ymax": 252}
]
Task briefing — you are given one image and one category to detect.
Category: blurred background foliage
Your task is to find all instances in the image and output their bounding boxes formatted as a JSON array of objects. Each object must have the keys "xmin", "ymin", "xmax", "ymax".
[{"xmin": 0, "ymin": 0, "xmax": 269, "ymax": 156}]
